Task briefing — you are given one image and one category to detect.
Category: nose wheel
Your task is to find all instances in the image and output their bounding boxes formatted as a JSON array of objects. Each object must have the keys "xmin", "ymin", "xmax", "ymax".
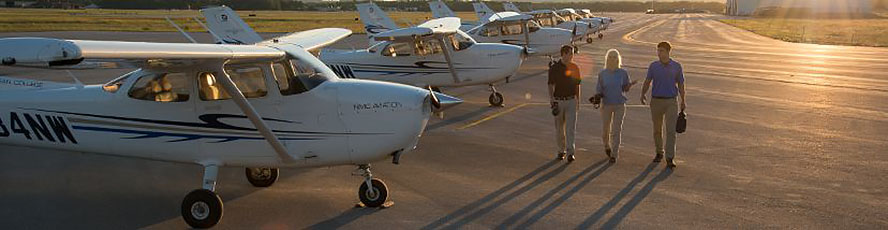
[
  {"xmin": 245, "ymin": 167, "xmax": 279, "ymax": 187},
  {"xmin": 354, "ymin": 164, "xmax": 390, "ymax": 208},
  {"xmin": 598, "ymin": 33, "xmax": 604, "ymax": 39},
  {"xmin": 488, "ymin": 84, "xmax": 504, "ymax": 107}
]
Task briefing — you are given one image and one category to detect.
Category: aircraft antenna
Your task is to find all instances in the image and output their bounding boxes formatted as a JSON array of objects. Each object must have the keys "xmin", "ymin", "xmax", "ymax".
[{"xmin": 65, "ymin": 70, "xmax": 84, "ymax": 89}]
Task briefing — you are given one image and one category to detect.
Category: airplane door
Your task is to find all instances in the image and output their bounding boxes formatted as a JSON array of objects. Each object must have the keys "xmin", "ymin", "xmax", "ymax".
[
  {"xmin": 193, "ymin": 64, "xmax": 285, "ymax": 164},
  {"xmin": 271, "ymin": 59, "xmax": 350, "ymax": 166}
]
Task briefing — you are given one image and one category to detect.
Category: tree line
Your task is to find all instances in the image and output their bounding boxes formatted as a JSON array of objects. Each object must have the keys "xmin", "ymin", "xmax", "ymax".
[{"xmin": 26, "ymin": 0, "xmax": 727, "ymax": 13}]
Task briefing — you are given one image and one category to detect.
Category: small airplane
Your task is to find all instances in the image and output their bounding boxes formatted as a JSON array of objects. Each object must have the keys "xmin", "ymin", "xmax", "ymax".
[
  {"xmin": 427, "ymin": 0, "xmax": 573, "ymax": 57},
  {"xmin": 474, "ymin": 1, "xmax": 591, "ymax": 44},
  {"xmin": 199, "ymin": 4, "xmax": 521, "ymax": 107},
  {"xmin": 0, "ymin": 24, "xmax": 459, "ymax": 228},
  {"xmin": 576, "ymin": 8, "xmax": 614, "ymax": 31}
]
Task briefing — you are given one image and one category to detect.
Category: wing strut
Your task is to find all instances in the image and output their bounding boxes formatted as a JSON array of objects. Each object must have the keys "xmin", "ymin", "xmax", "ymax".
[
  {"xmin": 212, "ymin": 63, "xmax": 295, "ymax": 163},
  {"xmin": 437, "ymin": 35, "xmax": 461, "ymax": 84}
]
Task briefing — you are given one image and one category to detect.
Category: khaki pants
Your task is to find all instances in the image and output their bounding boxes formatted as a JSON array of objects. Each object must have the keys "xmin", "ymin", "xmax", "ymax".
[
  {"xmin": 650, "ymin": 98, "xmax": 678, "ymax": 159},
  {"xmin": 601, "ymin": 104, "xmax": 626, "ymax": 158},
  {"xmin": 554, "ymin": 99, "xmax": 578, "ymax": 156}
]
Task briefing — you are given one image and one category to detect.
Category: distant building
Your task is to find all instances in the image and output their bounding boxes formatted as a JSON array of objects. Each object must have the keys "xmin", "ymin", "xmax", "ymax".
[{"xmin": 726, "ymin": 0, "xmax": 873, "ymax": 16}]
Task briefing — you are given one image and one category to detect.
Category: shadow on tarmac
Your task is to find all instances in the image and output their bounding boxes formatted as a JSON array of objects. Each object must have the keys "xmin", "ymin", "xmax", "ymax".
[
  {"xmin": 575, "ymin": 163, "xmax": 673, "ymax": 229},
  {"xmin": 420, "ymin": 160, "xmax": 563, "ymax": 230},
  {"xmin": 304, "ymin": 207, "xmax": 381, "ymax": 229}
]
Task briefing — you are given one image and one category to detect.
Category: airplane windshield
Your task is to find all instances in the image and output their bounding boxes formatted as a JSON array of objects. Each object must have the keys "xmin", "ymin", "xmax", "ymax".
[
  {"xmin": 273, "ymin": 58, "xmax": 327, "ymax": 95},
  {"xmin": 451, "ymin": 31, "xmax": 475, "ymax": 51}
]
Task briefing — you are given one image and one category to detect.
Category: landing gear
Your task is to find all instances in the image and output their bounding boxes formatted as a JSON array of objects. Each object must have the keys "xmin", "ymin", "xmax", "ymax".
[
  {"xmin": 182, "ymin": 165, "xmax": 224, "ymax": 229},
  {"xmin": 598, "ymin": 33, "xmax": 604, "ymax": 39},
  {"xmin": 488, "ymin": 84, "xmax": 504, "ymax": 107},
  {"xmin": 586, "ymin": 37, "xmax": 594, "ymax": 43},
  {"xmin": 354, "ymin": 164, "xmax": 389, "ymax": 207},
  {"xmin": 245, "ymin": 167, "xmax": 279, "ymax": 187}
]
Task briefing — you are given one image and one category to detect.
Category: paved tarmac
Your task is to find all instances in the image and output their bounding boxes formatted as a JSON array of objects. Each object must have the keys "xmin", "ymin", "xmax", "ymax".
[{"xmin": 1, "ymin": 13, "xmax": 887, "ymax": 229}]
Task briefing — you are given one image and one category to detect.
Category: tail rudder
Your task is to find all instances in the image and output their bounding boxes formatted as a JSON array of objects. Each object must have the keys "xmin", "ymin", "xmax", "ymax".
[
  {"xmin": 200, "ymin": 6, "xmax": 263, "ymax": 44},
  {"xmin": 472, "ymin": 2, "xmax": 497, "ymax": 21},
  {"xmin": 503, "ymin": 2, "xmax": 521, "ymax": 13},
  {"xmin": 356, "ymin": 2, "xmax": 398, "ymax": 35},
  {"xmin": 429, "ymin": 0, "xmax": 457, "ymax": 18}
]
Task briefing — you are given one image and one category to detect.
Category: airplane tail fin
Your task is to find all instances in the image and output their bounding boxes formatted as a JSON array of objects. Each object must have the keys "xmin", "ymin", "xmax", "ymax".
[
  {"xmin": 472, "ymin": 2, "xmax": 497, "ymax": 21},
  {"xmin": 429, "ymin": 0, "xmax": 457, "ymax": 18},
  {"xmin": 356, "ymin": 2, "xmax": 399, "ymax": 35},
  {"xmin": 503, "ymin": 2, "xmax": 521, "ymax": 13},
  {"xmin": 200, "ymin": 6, "xmax": 263, "ymax": 45}
]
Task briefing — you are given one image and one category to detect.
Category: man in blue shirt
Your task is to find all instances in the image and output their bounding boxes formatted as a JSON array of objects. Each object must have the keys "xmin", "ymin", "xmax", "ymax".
[{"xmin": 640, "ymin": 41, "xmax": 686, "ymax": 168}]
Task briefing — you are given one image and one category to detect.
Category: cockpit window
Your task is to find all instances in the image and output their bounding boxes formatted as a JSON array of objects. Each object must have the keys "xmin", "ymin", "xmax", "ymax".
[
  {"xmin": 274, "ymin": 58, "xmax": 326, "ymax": 95},
  {"xmin": 197, "ymin": 64, "xmax": 268, "ymax": 101},
  {"xmin": 415, "ymin": 39, "xmax": 444, "ymax": 56},
  {"xmin": 381, "ymin": 42, "xmax": 413, "ymax": 57},
  {"xmin": 453, "ymin": 30, "xmax": 476, "ymax": 50},
  {"xmin": 102, "ymin": 70, "xmax": 135, "ymax": 93},
  {"xmin": 128, "ymin": 72, "xmax": 190, "ymax": 102},
  {"xmin": 528, "ymin": 21, "xmax": 541, "ymax": 33},
  {"xmin": 479, "ymin": 25, "xmax": 500, "ymax": 37},
  {"xmin": 501, "ymin": 22, "xmax": 524, "ymax": 36}
]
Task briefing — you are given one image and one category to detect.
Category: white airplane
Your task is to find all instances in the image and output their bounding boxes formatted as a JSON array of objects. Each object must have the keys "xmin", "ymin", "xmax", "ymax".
[
  {"xmin": 0, "ymin": 27, "xmax": 459, "ymax": 228},
  {"xmin": 426, "ymin": 1, "xmax": 573, "ymax": 57},
  {"xmin": 576, "ymin": 8, "xmax": 614, "ymax": 31},
  {"xmin": 474, "ymin": 1, "xmax": 592, "ymax": 44},
  {"xmin": 199, "ymin": 5, "xmax": 520, "ymax": 107}
]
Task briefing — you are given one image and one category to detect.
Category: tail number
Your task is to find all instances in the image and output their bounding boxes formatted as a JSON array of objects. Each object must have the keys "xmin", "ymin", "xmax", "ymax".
[{"xmin": 0, "ymin": 112, "xmax": 77, "ymax": 144}]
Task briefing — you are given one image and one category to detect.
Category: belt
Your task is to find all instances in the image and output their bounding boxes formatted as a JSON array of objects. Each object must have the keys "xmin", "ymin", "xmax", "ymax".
[
  {"xmin": 652, "ymin": 96, "xmax": 676, "ymax": 99},
  {"xmin": 554, "ymin": 96, "xmax": 575, "ymax": 100}
]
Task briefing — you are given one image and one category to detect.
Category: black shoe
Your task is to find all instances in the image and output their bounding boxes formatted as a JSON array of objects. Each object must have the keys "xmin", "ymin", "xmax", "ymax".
[
  {"xmin": 609, "ymin": 157, "xmax": 616, "ymax": 163},
  {"xmin": 556, "ymin": 152, "xmax": 566, "ymax": 161},
  {"xmin": 567, "ymin": 155, "xmax": 576, "ymax": 163},
  {"xmin": 605, "ymin": 148, "xmax": 612, "ymax": 158},
  {"xmin": 653, "ymin": 154, "xmax": 663, "ymax": 163},
  {"xmin": 666, "ymin": 158, "xmax": 676, "ymax": 168}
]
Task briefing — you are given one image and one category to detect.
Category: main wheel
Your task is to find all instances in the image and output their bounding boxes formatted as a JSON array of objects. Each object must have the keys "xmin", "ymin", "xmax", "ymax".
[
  {"xmin": 586, "ymin": 37, "xmax": 594, "ymax": 43},
  {"xmin": 245, "ymin": 167, "xmax": 279, "ymax": 187},
  {"xmin": 488, "ymin": 92, "xmax": 504, "ymax": 107},
  {"xmin": 358, "ymin": 178, "xmax": 388, "ymax": 207},
  {"xmin": 181, "ymin": 189, "xmax": 224, "ymax": 229}
]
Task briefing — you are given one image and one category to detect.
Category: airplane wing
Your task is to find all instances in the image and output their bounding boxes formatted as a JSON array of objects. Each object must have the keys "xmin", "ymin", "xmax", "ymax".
[
  {"xmin": 373, "ymin": 17, "xmax": 461, "ymax": 41},
  {"xmin": 260, "ymin": 28, "xmax": 352, "ymax": 51},
  {"xmin": 0, "ymin": 37, "xmax": 284, "ymax": 68}
]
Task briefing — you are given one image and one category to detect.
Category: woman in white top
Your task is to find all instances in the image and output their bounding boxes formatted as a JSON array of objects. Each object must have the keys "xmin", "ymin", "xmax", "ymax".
[{"xmin": 596, "ymin": 49, "xmax": 638, "ymax": 163}]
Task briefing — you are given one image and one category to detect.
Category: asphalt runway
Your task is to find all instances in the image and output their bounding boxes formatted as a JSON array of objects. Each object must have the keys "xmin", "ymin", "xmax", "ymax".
[{"xmin": 1, "ymin": 13, "xmax": 887, "ymax": 229}]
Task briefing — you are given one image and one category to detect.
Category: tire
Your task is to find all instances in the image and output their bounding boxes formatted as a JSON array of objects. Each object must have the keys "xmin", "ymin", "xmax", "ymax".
[
  {"xmin": 488, "ymin": 92, "xmax": 504, "ymax": 107},
  {"xmin": 586, "ymin": 37, "xmax": 594, "ymax": 43},
  {"xmin": 181, "ymin": 189, "xmax": 224, "ymax": 229},
  {"xmin": 245, "ymin": 167, "xmax": 279, "ymax": 187},
  {"xmin": 598, "ymin": 33, "xmax": 604, "ymax": 39},
  {"xmin": 358, "ymin": 178, "xmax": 388, "ymax": 207}
]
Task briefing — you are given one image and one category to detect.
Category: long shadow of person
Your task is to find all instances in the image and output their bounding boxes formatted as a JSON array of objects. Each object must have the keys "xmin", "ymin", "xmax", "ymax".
[
  {"xmin": 600, "ymin": 168, "xmax": 673, "ymax": 228},
  {"xmin": 421, "ymin": 160, "xmax": 564, "ymax": 230},
  {"xmin": 304, "ymin": 207, "xmax": 382, "ymax": 229},
  {"xmin": 498, "ymin": 159, "xmax": 610, "ymax": 229},
  {"xmin": 575, "ymin": 162, "xmax": 659, "ymax": 229}
]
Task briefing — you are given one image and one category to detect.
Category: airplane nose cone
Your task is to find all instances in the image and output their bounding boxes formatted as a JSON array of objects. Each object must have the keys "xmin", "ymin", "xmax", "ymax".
[{"xmin": 336, "ymin": 80, "xmax": 430, "ymax": 163}]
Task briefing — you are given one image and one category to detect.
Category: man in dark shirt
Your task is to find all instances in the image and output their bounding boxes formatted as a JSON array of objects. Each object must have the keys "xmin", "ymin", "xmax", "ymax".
[{"xmin": 548, "ymin": 45, "xmax": 582, "ymax": 163}]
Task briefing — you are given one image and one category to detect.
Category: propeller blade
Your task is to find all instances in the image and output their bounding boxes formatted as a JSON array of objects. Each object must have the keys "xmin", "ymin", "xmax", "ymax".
[{"xmin": 427, "ymin": 86, "xmax": 441, "ymax": 109}]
